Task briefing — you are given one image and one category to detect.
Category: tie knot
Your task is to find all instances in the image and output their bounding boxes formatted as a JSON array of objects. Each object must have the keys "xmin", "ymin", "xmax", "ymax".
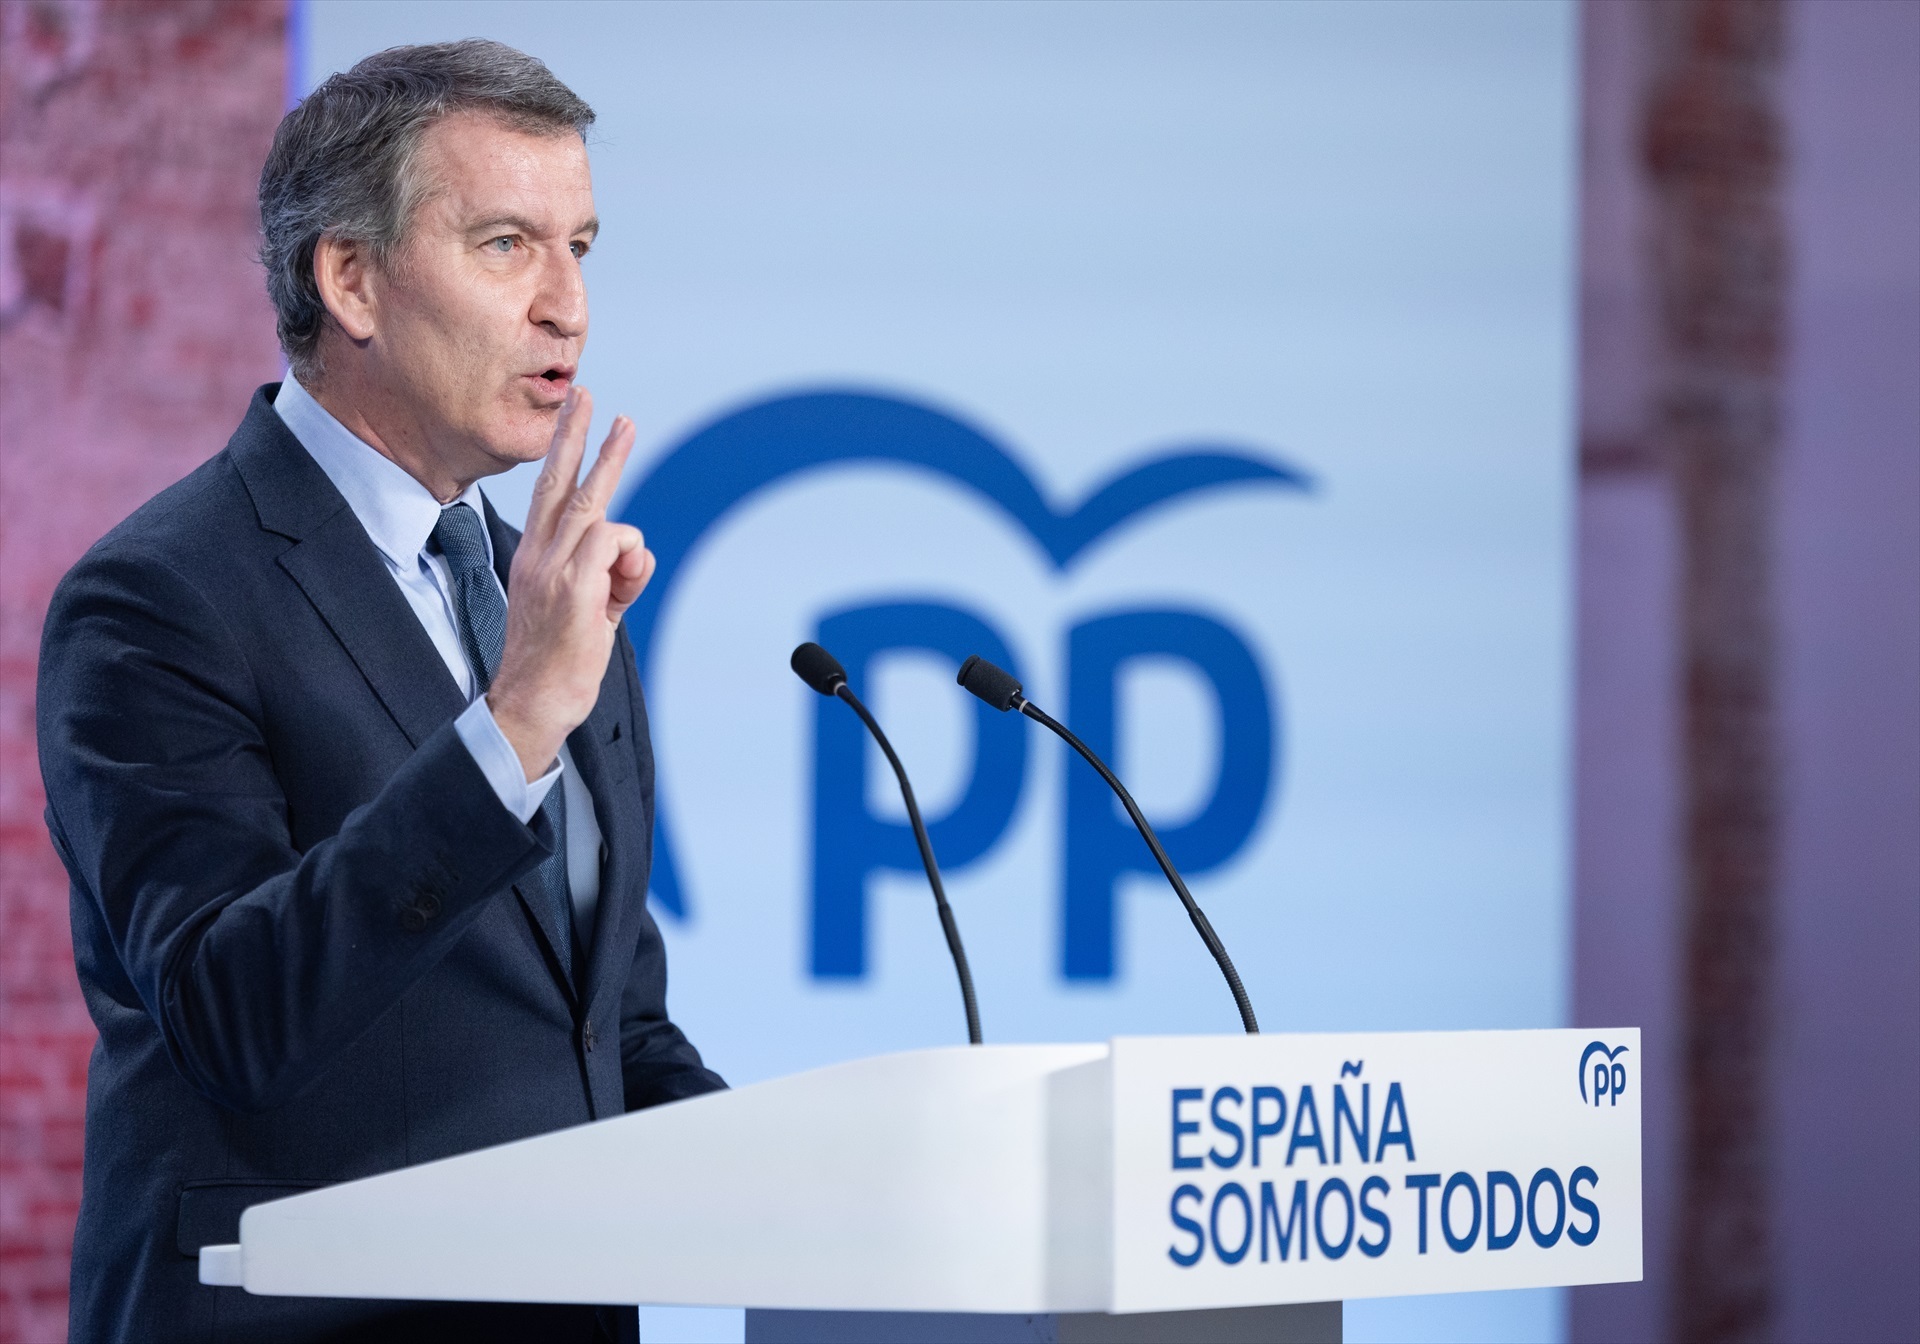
[{"xmin": 430, "ymin": 503, "xmax": 491, "ymax": 575}]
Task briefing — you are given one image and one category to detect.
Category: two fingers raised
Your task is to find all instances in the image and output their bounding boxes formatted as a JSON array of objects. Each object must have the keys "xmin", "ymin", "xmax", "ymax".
[
  {"xmin": 526, "ymin": 386, "xmax": 638, "ymax": 557},
  {"xmin": 525, "ymin": 387, "xmax": 592, "ymax": 547}
]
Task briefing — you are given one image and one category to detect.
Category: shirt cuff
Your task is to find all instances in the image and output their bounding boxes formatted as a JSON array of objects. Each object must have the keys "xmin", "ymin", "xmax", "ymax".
[{"xmin": 455, "ymin": 696, "xmax": 562, "ymax": 824}]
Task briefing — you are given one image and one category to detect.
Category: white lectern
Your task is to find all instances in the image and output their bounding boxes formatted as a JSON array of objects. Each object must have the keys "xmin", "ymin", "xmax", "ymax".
[{"xmin": 199, "ymin": 1030, "xmax": 1641, "ymax": 1342}]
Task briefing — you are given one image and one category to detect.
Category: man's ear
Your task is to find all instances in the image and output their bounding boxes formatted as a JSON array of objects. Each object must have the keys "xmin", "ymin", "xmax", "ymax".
[{"xmin": 312, "ymin": 232, "xmax": 378, "ymax": 342}]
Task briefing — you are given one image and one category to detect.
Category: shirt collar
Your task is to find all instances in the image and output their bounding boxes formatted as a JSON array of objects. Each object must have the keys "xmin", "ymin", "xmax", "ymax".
[{"xmin": 273, "ymin": 375, "xmax": 491, "ymax": 571}]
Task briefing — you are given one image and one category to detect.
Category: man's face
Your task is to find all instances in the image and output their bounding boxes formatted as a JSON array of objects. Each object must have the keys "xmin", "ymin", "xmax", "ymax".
[{"xmin": 366, "ymin": 112, "xmax": 598, "ymax": 476}]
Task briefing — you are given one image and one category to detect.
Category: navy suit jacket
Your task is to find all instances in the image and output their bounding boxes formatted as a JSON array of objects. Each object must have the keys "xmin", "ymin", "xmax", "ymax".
[{"xmin": 37, "ymin": 387, "xmax": 725, "ymax": 1343}]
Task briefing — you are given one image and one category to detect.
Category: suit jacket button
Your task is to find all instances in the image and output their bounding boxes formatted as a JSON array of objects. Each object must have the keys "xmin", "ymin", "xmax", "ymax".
[{"xmin": 400, "ymin": 907, "xmax": 428, "ymax": 932}]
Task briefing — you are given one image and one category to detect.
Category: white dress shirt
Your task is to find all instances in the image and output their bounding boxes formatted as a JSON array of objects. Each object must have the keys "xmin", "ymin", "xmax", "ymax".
[{"xmin": 274, "ymin": 376, "xmax": 603, "ymax": 943}]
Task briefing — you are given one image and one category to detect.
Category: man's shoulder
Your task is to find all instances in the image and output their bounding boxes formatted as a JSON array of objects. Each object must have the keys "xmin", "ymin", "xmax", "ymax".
[
  {"xmin": 67, "ymin": 386, "xmax": 308, "ymax": 588},
  {"xmin": 92, "ymin": 451, "xmax": 251, "ymax": 563}
]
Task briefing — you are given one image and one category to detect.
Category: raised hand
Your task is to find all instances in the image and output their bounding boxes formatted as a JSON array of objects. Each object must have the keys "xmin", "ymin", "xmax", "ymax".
[{"xmin": 487, "ymin": 386, "xmax": 653, "ymax": 780}]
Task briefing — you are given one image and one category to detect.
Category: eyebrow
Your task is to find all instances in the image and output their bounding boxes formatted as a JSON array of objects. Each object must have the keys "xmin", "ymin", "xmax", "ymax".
[{"xmin": 467, "ymin": 214, "xmax": 600, "ymax": 242}]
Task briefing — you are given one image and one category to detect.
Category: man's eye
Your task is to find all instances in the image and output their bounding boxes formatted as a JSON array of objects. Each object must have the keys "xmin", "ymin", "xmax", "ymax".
[
  {"xmin": 570, "ymin": 240, "xmax": 589, "ymax": 259},
  {"xmin": 487, "ymin": 237, "xmax": 515, "ymax": 254}
]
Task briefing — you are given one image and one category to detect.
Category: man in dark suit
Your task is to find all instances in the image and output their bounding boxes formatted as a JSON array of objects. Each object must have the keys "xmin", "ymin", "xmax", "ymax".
[{"xmin": 36, "ymin": 40, "xmax": 723, "ymax": 1343}]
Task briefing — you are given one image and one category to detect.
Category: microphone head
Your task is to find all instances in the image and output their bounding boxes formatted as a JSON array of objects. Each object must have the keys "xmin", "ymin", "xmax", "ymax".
[
  {"xmin": 956, "ymin": 654, "xmax": 1024, "ymax": 711},
  {"xmin": 790, "ymin": 642, "xmax": 848, "ymax": 697}
]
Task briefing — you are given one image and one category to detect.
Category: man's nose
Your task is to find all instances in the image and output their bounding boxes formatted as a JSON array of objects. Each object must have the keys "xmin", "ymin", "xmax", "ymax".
[{"xmin": 531, "ymin": 247, "xmax": 587, "ymax": 340}]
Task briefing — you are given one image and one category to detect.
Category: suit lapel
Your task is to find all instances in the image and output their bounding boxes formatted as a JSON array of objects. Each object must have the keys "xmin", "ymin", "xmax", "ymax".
[
  {"xmin": 230, "ymin": 388, "xmax": 467, "ymax": 746},
  {"xmin": 276, "ymin": 511, "xmax": 468, "ymax": 747},
  {"xmin": 570, "ymin": 685, "xmax": 631, "ymax": 1015}
]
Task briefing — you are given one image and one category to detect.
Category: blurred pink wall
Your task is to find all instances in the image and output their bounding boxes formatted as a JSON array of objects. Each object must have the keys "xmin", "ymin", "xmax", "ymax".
[
  {"xmin": 0, "ymin": 3, "xmax": 286, "ymax": 1340},
  {"xmin": 1574, "ymin": 1, "xmax": 1919, "ymax": 1340},
  {"xmin": 1771, "ymin": 0, "xmax": 1919, "ymax": 1334}
]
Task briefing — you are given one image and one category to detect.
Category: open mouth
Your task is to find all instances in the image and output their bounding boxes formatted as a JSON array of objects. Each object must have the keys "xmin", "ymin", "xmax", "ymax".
[{"xmin": 529, "ymin": 366, "xmax": 575, "ymax": 397}]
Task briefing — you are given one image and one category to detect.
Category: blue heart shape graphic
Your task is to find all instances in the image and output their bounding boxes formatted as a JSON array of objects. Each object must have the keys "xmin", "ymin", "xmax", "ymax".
[{"xmin": 615, "ymin": 388, "xmax": 1313, "ymax": 917}]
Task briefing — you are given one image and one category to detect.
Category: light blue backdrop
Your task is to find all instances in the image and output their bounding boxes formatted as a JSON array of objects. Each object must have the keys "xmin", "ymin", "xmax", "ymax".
[{"xmin": 301, "ymin": 4, "xmax": 1577, "ymax": 1340}]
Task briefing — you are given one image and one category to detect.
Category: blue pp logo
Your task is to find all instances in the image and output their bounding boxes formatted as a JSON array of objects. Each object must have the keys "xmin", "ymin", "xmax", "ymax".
[
  {"xmin": 1579, "ymin": 1041, "xmax": 1630, "ymax": 1107},
  {"xmin": 617, "ymin": 389, "xmax": 1310, "ymax": 982}
]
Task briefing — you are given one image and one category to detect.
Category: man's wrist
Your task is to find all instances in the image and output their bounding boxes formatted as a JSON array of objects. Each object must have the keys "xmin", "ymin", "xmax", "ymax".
[
  {"xmin": 485, "ymin": 689, "xmax": 564, "ymax": 783},
  {"xmin": 454, "ymin": 698, "xmax": 562, "ymax": 823}
]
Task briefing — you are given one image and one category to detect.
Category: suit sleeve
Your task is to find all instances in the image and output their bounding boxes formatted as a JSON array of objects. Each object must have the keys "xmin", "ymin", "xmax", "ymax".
[
  {"xmin": 614, "ymin": 627, "xmax": 728, "ymax": 1111},
  {"xmin": 37, "ymin": 542, "xmax": 554, "ymax": 1113}
]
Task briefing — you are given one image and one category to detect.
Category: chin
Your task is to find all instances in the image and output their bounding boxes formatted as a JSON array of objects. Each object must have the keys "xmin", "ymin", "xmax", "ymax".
[
  {"xmin": 479, "ymin": 411, "xmax": 564, "ymax": 469},
  {"xmin": 499, "ymin": 438, "xmax": 559, "ymax": 469}
]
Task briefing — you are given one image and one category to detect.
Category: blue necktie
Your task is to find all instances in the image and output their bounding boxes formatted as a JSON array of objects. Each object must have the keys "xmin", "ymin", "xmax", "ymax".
[{"xmin": 430, "ymin": 503, "xmax": 574, "ymax": 979}]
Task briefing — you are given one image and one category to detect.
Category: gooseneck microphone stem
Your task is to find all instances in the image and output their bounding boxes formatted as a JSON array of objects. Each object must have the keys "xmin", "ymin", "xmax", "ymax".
[
  {"xmin": 836, "ymin": 686, "xmax": 983, "ymax": 1047},
  {"xmin": 793, "ymin": 642, "xmax": 982, "ymax": 1045},
  {"xmin": 956, "ymin": 651, "xmax": 1256, "ymax": 1032},
  {"xmin": 1017, "ymin": 697, "xmax": 1260, "ymax": 1036}
]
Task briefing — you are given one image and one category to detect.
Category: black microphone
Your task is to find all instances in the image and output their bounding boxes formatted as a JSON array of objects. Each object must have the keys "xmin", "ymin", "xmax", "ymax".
[
  {"xmin": 956, "ymin": 654, "xmax": 1259, "ymax": 1034},
  {"xmin": 792, "ymin": 642, "xmax": 982, "ymax": 1045}
]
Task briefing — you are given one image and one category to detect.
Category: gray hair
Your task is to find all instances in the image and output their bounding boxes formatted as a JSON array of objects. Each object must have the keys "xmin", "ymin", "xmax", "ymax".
[{"xmin": 259, "ymin": 39, "xmax": 594, "ymax": 379}]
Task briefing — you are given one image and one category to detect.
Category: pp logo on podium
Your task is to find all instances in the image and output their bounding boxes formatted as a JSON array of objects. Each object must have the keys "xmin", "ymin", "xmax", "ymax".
[{"xmin": 1579, "ymin": 1042, "xmax": 1630, "ymax": 1108}]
